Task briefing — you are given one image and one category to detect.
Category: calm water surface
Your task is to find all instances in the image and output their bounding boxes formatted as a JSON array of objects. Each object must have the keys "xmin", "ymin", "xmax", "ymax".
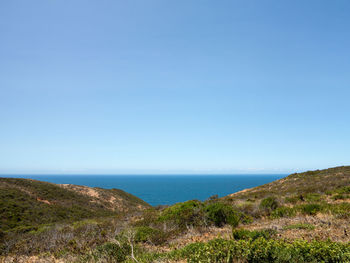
[{"xmin": 3, "ymin": 174, "xmax": 286, "ymax": 206}]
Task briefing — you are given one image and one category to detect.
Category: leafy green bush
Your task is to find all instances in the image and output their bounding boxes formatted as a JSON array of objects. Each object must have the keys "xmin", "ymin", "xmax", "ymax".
[
  {"xmin": 259, "ymin": 197, "xmax": 279, "ymax": 213},
  {"xmin": 158, "ymin": 200, "xmax": 205, "ymax": 228},
  {"xmin": 205, "ymin": 203, "xmax": 240, "ymax": 227},
  {"xmin": 270, "ymin": 206, "xmax": 296, "ymax": 219},
  {"xmin": 158, "ymin": 200, "xmax": 246, "ymax": 229}
]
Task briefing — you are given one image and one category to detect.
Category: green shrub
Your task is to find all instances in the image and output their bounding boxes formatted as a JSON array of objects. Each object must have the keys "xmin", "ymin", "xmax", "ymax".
[
  {"xmin": 205, "ymin": 203, "xmax": 240, "ymax": 227},
  {"xmin": 299, "ymin": 203, "xmax": 323, "ymax": 215},
  {"xmin": 270, "ymin": 206, "xmax": 296, "ymax": 219},
  {"xmin": 284, "ymin": 195, "xmax": 302, "ymax": 204},
  {"xmin": 330, "ymin": 203, "xmax": 350, "ymax": 218},
  {"xmin": 133, "ymin": 208, "xmax": 159, "ymax": 227},
  {"xmin": 283, "ymin": 223, "xmax": 315, "ymax": 230},
  {"xmin": 332, "ymin": 194, "xmax": 348, "ymax": 200},
  {"xmin": 134, "ymin": 226, "xmax": 166, "ymax": 245},
  {"xmin": 93, "ymin": 242, "xmax": 130, "ymax": 262},
  {"xmin": 158, "ymin": 200, "xmax": 205, "ymax": 228},
  {"xmin": 336, "ymin": 186, "xmax": 350, "ymax": 194},
  {"xmin": 259, "ymin": 197, "xmax": 279, "ymax": 213},
  {"xmin": 173, "ymin": 238, "xmax": 350, "ymax": 263},
  {"xmin": 305, "ymin": 193, "xmax": 322, "ymax": 202}
]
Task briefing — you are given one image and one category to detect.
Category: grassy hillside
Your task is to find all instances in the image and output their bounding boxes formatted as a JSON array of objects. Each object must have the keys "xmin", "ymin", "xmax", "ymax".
[
  {"xmin": 0, "ymin": 178, "xmax": 150, "ymax": 232},
  {"xmin": 224, "ymin": 166, "xmax": 350, "ymax": 201}
]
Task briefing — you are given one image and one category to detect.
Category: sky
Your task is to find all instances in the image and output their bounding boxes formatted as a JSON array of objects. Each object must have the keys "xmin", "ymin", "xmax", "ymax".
[{"xmin": 0, "ymin": 0, "xmax": 349, "ymax": 174}]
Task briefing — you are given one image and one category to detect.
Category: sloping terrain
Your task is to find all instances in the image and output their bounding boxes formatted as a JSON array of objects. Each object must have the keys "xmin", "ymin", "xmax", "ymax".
[
  {"xmin": 0, "ymin": 178, "xmax": 150, "ymax": 232},
  {"xmin": 224, "ymin": 166, "xmax": 350, "ymax": 201},
  {"xmin": 2, "ymin": 167, "xmax": 350, "ymax": 262}
]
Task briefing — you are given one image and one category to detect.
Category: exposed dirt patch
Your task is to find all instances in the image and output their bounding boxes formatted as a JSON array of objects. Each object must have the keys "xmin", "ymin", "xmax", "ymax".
[
  {"xmin": 36, "ymin": 198, "xmax": 51, "ymax": 205},
  {"xmin": 60, "ymin": 184, "xmax": 100, "ymax": 199}
]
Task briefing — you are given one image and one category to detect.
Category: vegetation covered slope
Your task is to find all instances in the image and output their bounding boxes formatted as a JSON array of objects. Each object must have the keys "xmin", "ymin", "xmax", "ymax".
[
  {"xmin": 2, "ymin": 166, "xmax": 350, "ymax": 262},
  {"xmin": 224, "ymin": 166, "xmax": 350, "ymax": 201},
  {"xmin": 0, "ymin": 178, "xmax": 150, "ymax": 232}
]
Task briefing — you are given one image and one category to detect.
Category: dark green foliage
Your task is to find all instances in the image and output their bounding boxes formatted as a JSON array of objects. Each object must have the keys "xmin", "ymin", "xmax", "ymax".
[
  {"xmin": 260, "ymin": 197, "xmax": 279, "ymax": 212},
  {"xmin": 205, "ymin": 202, "xmax": 240, "ymax": 227},
  {"xmin": 232, "ymin": 229, "xmax": 276, "ymax": 241},
  {"xmin": 157, "ymin": 200, "xmax": 245, "ymax": 230}
]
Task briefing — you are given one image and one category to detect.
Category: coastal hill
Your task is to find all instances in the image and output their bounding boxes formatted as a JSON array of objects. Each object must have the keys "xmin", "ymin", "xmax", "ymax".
[
  {"xmin": 0, "ymin": 178, "xmax": 150, "ymax": 232},
  {"xmin": 224, "ymin": 165, "xmax": 350, "ymax": 201},
  {"xmin": 2, "ymin": 166, "xmax": 350, "ymax": 262}
]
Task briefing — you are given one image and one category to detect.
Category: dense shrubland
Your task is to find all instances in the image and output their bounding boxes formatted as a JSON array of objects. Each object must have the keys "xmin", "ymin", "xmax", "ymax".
[{"xmin": 0, "ymin": 178, "xmax": 150, "ymax": 233}]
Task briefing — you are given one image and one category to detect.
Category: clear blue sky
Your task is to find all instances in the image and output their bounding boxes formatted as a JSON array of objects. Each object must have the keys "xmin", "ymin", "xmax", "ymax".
[{"xmin": 1, "ymin": 0, "xmax": 349, "ymax": 174}]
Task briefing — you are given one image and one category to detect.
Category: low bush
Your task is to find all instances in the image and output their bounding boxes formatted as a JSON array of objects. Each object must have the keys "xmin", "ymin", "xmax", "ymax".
[
  {"xmin": 305, "ymin": 193, "xmax": 322, "ymax": 202},
  {"xmin": 259, "ymin": 197, "xmax": 279, "ymax": 213},
  {"xmin": 133, "ymin": 209, "xmax": 159, "ymax": 227},
  {"xmin": 330, "ymin": 203, "xmax": 350, "ymax": 219},
  {"xmin": 205, "ymin": 203, "xmax": 240, "ymax": 227},
  {"xmin": 236, "ymin": 202, "xmax": 260, "ymax": 219},
  {"xmin": 92, "ymin": 242, "xmax": 131, "ymax": 262},
  {"xmin": 298, "ymin": 203, "xmax": 323, "ymax": 215},
  {"xmin": 270, "ymin": 206, "xmax": 296, "ymax": 219},
  {"xmin": 134, "ymin": 226, "xmax": 166, "ymax": 245},
  {"xmin": 336, "ymin": 186, "xmax": 350, "ymax": 194},
  {"xmin": 174, "ymin": 238, "xmax": 350, "ymax": 263},
  {"xmin": 158, "ymin": 200, "xmax": 205, "ymax": 229},
  {"xmin": 284, "ymin": 195, "xmax": 302, "ymax": 204},
  {"xmin": 158, "ymin": 200, "xmax": 246, "ymax": 229},
  {"xmin": 332, "ymin": 194, "xmax": 348, "ymax": 200}
]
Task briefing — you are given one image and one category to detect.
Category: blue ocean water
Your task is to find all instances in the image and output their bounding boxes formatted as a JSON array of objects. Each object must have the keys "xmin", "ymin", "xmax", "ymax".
[{"xmin": 3, "ymin": 174, "xmax": 285, "ymax": 206}]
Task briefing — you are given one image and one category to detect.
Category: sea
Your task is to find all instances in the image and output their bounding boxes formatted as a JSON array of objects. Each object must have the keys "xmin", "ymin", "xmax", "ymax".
[{"xmin": 3, "ymin": 174, "xmax": 285, "ymax": 206}]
